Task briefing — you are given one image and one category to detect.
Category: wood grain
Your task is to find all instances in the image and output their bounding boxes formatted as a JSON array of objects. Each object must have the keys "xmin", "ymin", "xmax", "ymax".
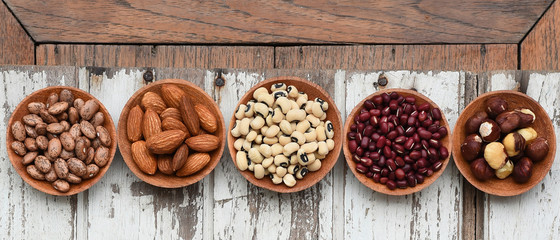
[
  {"xmin": 0, "ymin": 2, "xmax": 34, "ymax": 65},
  {"xmin": 36, "ymin": 45, "xmax": 274, "ymax": 68},
  {"xmin": 4, "ymin": 0, "xmax": 551, "ymax": 44},
  {"xmin": 521, "ymin": 0, "xmax": 560, "ymax": 70},
  {"xmin": 276, "ymin": 45, "xmax": 519, "ymax": 71}
]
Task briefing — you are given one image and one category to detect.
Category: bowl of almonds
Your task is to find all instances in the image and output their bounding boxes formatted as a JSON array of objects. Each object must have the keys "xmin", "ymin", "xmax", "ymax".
[
  {"xmin": 227, "ymin": 76, "xmax": 342, "ymax": 193},
  {"xmin": 7, "ymin": 86, "xmax": 117, "ymax": 195},
  {"xmin": 117, "ymin": 79, "xmax": 226, "ymax": 188}
]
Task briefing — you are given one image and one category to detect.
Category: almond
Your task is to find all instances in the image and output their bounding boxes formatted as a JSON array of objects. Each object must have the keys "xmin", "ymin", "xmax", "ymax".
[
  {"xmin": 157, "ymin": 154, "xmax": 174, "ymax": 175},
  {"xmin": 127, "ymin": 105, "xmax": 143, "ymax": 142},
  {"xmin": 185, "ymin": 134, "xmax": 219, "ymax": 152},
  {"xmin": 160, "ymin": 108, "xmax": 182, "ymax": 121},
  {"xmin": 179, "ymin": 96, "xmax": 200, "ymax": 136},
  {"xmin": 141, "ymin": 91, "xmax": 167, "ymax": 114},
  {"xmin": 161, "ymin": 84, "xmax": 186, "ymax": 109},
  {"xmin": 176, "ymin": 153, "xmax": 210, "ymax": 177},
  {"xmin": 194, "ymin": 104, "xmax": 218, "ymax": 133},
  {"xmin": 172, "ymin": 144, "xmax": 189, "ymax": 171},
  {"xmin": 146, "ymin": 130, "xmax": 187, "ymax": 154},
  {"xmin": 131, "ymin": 140, "xmax": 157, "ymax": 175},
  {"xmin": 142, "ymin": 109, "xmax": 162, "ymax": 140},
  {"xmin": 162, "ymin": 117, "xmax": 189, "ymax": 135}
]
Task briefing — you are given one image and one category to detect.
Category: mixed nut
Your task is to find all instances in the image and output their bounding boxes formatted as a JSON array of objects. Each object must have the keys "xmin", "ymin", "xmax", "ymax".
[
  {"xmin": 10, "ymin": 89, "xmax": 111, "ymax": 193},
  {"xmin": 127, "ymin": 84, "xmax": 219, "ymax": 177},
  {"xmin": 347, "ymin": 92, "xmax": 449, "ymax": 190},
  {"xmin": 231, "ymin": 83, "xmax": 335, "ymax": 187},
  {"xmin": 461, "ymin": 96, "xmax": 549, "ymax": 183}
]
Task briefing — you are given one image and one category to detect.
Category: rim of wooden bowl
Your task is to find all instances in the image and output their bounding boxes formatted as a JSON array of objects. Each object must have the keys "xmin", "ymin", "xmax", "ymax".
[
  {"xmin": 6, "ymin": 86, "xmax": 117, "ymax": 196},
  {"xmin": 343, "ymin": 89, "xmax": 452, "ymax": 195},
  {"xmin": 117, "ymin": 79, "xmax": 226, "ymax": 188},
  {"xmin": 227, "ymin": 76, "xmax": 343, "ymax": 193},
  {"xmin": 452, "ymin": 90, "xmax": 556, "ymax": 196}
]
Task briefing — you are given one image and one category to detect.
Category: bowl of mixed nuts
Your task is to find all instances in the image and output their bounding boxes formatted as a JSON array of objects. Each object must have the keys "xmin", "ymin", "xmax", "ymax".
[
  {"xmin": 343, "ymin": 89, "xmax": 452, "ymax": 195},
  {"xmin": 227, "ymin": 76, "xmax": 342, "ymax": 193},
  {"xmin": 117, "ymin": 79, "xmax": 226, "ymax": 188},
  {"xmin": 452, "ymin": 90, "xmax": 556, "ymax": 196},
  {"xmin": 7, "ymin": 86, "xmax": 117, "ymax": 195}
]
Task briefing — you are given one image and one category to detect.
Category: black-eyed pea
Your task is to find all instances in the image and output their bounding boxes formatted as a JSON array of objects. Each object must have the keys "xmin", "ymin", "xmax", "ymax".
[
  {"xmin": 271, "ymin": 143, "xmax": 283, "ymax": 156},
  {"xmin": 271, "ymin": 82, "xmax": 286, "ymax": 91},
  {"xmin": 275, "ymin": 97, "xmax": 291, "ymax": 114},
  {"xmin": 296, "ymin": 120, "xmax": 311, "ymax": 133},
  {"xmin": 262, "ymin": 157, "xmax": 274, "ymax": 168},
  {"xmin": 301, "ymin": 142, "xmax": 318, "ymax": 153},
  {"xmin": 290, "ymin": 155, "xmax": 298, "ymax": 165},
  {"xmin": 289, "ymin": 100, "xmax": 299, "ymax": 111},
  {"xmin": 272, "ymin": 90, "xmax": 287, "ymax": 99},
  {"xmin": 246, "ymin": 130, "xmax": 258, "ymax": 142},
  {"xmin": 315, "ymin": 97, "xmax": 329, "ymax": 111},
  {"xmin": 304, "ymin": 129, "xmax": 317, "ymax": 143},
  {"xmin": 279, "ymin": 120, "xmax": 293, "ymax": 135},
  {"xmin": 291, "ymin": 131, "xmax": 306, "ymax": 145},
  {"xmin": 263, "ymin": 137, "xmax": 278, "ymax": 145},
  {"xmin": 245, "ymin": 101, "xmax": 256, "ymax": 118},
  {"xmin": 234, "ymin": 138, "xmax": 244, "ymax": 151},
  {"xmin": 320, "ymin": 113, "xmax": 327, "ymax": 121},
  {"xmin": 314, "ymin": 152, "xmax": 327, "ymax": 160},
  {"xmin": 274, "ymin": 155, "xmax": 290, "ymax": 168},
  {"xmin": 253, "ymin": 87, "xmax": 269, "ymax": 99},
  {"xmin": 248, "ymin": 160, "xmax": 255, "ymax": 171},
  {"xmin": 272, "ymin": 108, "xmax": 283, "ymax": 123},
  {"xmin": 288, "ymin": 164, "xmax": 300, "ymax": 175},
  {"xmin": 290, "ymin": 122, "xmax": 297, "ymax": 131},
  {"xmin": 283, "ymin": 173, "xmax": 297, "ymax": 187},
  {"xmin": 263, "ymin": 168, "xmax": 270, "ymax": 176},
  {"xmin": 260, "ymin": 126, "xmax": 269, "ymax": 135},
  {"xmin": 254, "ymin": 103, "xmax": 269, "ymax": 118},
  {"xmin": 318, "ymin": 141, "xmax": 329, "ymax": 156},
  {"xmin": 296, "ymin": 149, "xmax": 311, "ymax": 166},
  {"xmin": 296, "ymin": 167, "xmax": 309, "ymax": 179},
  {"xmin": 250, "ymin": 116, "xmax": 265, "ymax": 130},
  {"xmin": 304, "ymin": 101, "xmax": 314, "ymax": 114},
  {"xmin": 287, "ymin": 85, "xmax": 299, "ymax": 98},
  {"xmin": 311, "ymin": 102, "xmax": 324, "ymax": 118},
  {"xmin": 265, "ymin": 114, "xmax": 273, "ymax": 127},
  {"xmin": 276, "ymin": 166, "xmax": 287, "ymax": 177},
  {"xmin": 258, "ymin": 144, "xmax": 272, "ymax": 158},
  {"xmin": 236, "ymin": 151, "xmax": 249, "ymax": 171},
  {"xmin": 308, "ymin": 159, "xmax": 322, "ymax": 171},
  {"xmin": 270, "ymin": 173, "xmax": 283, "ymax": 184},
  {"xmin": 283, "ymin": 142, "xmax": 299, "ymax": 156},
  {"xmin": 326, "ymin": 139, "xmax": 335, "ymax": 151},
  {"xmin": 242, "ymin": 140, "xmax": 253, "ymax": 152},
  {"xmin": 264, "ymin": 125, "xmax": 280, "ymax": 138},
  {"xmin": 316, "ymin": 125, "xmax": 327, "ymax": 141},
  {"xmin": 306, "ymin": 115, "xmax": 321, "ymax": 128},
  {"xmin": 258, "ymin": 94, "xmax": 274, "ymax": 107},
  {"xmin": 296, "ymin": 93, "xmax": 308, "ymax": 108},
  {"xmin": 254, "ymin": 135, "xmax": 263, "ymax": 145},
  {"xmin": 248, "ymin": 148, "xmax": 264, "ymax": 164},
  {"xmin": 279, "ymin": 135, "xmax": 291, "ymax": 146},
  {"xmin": 231, "ymin": 121, "xmax": 242, "ymax": 138},
  {"xmin": 325, "ymin": 120, "xmax": 334, "ymax": 139},
  {"xmin": 276, "ymin": 130, "xmax": 283, "ymax": 139},
  {"xmin": 286, "ymin": 109, "xmax": 306, "ymax": 122},
  {"xmin": 254, "ymin": 164, "xmax": 265, "ymax": 179},
  {"xmin": 239, "ymin": 118, "xmax": 252, "ymax": 136},
  {"xmin": 235, "ymin": 104, "xmax": 247, "ymax": 119},
  {"xmin": 267, "ymin": 164, "xmax": 276, "ymax": 174}
]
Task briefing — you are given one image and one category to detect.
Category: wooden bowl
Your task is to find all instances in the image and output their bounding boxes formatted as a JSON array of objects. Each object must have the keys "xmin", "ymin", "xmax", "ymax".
[
  {"xmin": 6, "ymin": 86, "xmax": 117, "ymax": 196},
  {"xmin": 452, "ymin": 90, "xmax": 556, "ymax": 196},
  {"xmin": 117, "ymin": 79, "xmax": 226, "ymax": 188},
  {"xmin": 227, "ymin": 76, "xmax": 343, "ymax": 193},
  {"xmin": 343, "ymin": 89, "xmax": 452, "ymax": 195}
]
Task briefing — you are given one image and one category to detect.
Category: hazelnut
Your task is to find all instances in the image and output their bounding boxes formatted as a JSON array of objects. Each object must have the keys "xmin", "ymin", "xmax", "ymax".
[
  {"xmin": 525, "ymin": 137, "xmax": 549, "ymax": 162},
  {"xmin": 502, "ymin": 132, "xmax": 525, "ymax": 157},
  {"xmin": 512, "ymin": 157, "xmax": 533, "ymax": 183},
  {"xmin": 484, "ymin": 142, "xmax": 507, "ymax": 169},
  {"xmin": 465, "ymin": 111, "xmax": 488, "ymax": 134},
  {"xmin": 479, "ymin": 120, "xmax": 501, "ymax": 142},
  {"xmin": 517, "ymin": 127, "xmax": 537, "ymax": 143},
  {"xmin": 495, "ymin": 160, "xmax": 514, "ymax": 179},
  {"xmin": 495, "ymin": 111, "xmax": 520, "ymax": 133},
  {"xmin": 515, "ymin": 108, "xmax": 535, "ymax": 128},
  {"xmin": 461, "ymin": 134, "xmax": 483, "ymax": 162},
  {"xmin": 470, "ymin": 158, "xmax": 494, "ymax": 181},
  {"xmin": 486, "ymin": 96, "xmax": 508, "ymax": 118}
]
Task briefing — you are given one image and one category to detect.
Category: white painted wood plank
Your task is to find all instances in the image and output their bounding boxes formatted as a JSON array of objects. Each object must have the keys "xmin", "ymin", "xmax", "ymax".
[
  {"xmin": 0, "ymin": 67, "xmax": 77, "ymax": 239},
  {"xmin": 485, "ymin": 72, "xmax": 560, "ymax": 239},
  {"xmin": 344, "ymin": 71, "xmax": 464, "ymax": 239}
]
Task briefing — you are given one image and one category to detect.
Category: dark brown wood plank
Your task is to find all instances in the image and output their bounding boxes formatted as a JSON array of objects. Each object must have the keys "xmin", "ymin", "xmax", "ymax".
[
  {"xmin": 0, "ymin": 1, "xmax": 34, "ymax": 65},
  {"xmin": 36, "ymin": 45, "xmax": 274, "ymax": 68},
  {"xmin": 5, "ymin": 0, "xmax": 551, "ymax": 44},
  {"xmin": 521, "ymin": 0, "xmax": 560, "ymax": 70},
  {"xmin": 276, "ymin": 45, "xmax": 518, "ymax": 71}
]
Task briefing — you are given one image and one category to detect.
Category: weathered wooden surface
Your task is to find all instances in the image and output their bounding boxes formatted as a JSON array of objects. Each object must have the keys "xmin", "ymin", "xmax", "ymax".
[
  {"xmin": 0, "ymin": 2, "xmax": 34, "ymax": 65},
  {"xmin": 1, "ymin": 66, "xmax": 559, "ymax": 239},
  {"xmin": 3, "ymin": 0, "xmax": 551, "ymax": 44},
  {"xmin": 521, "ymin": 0, "xmax": 560, "ymax": 70}
]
